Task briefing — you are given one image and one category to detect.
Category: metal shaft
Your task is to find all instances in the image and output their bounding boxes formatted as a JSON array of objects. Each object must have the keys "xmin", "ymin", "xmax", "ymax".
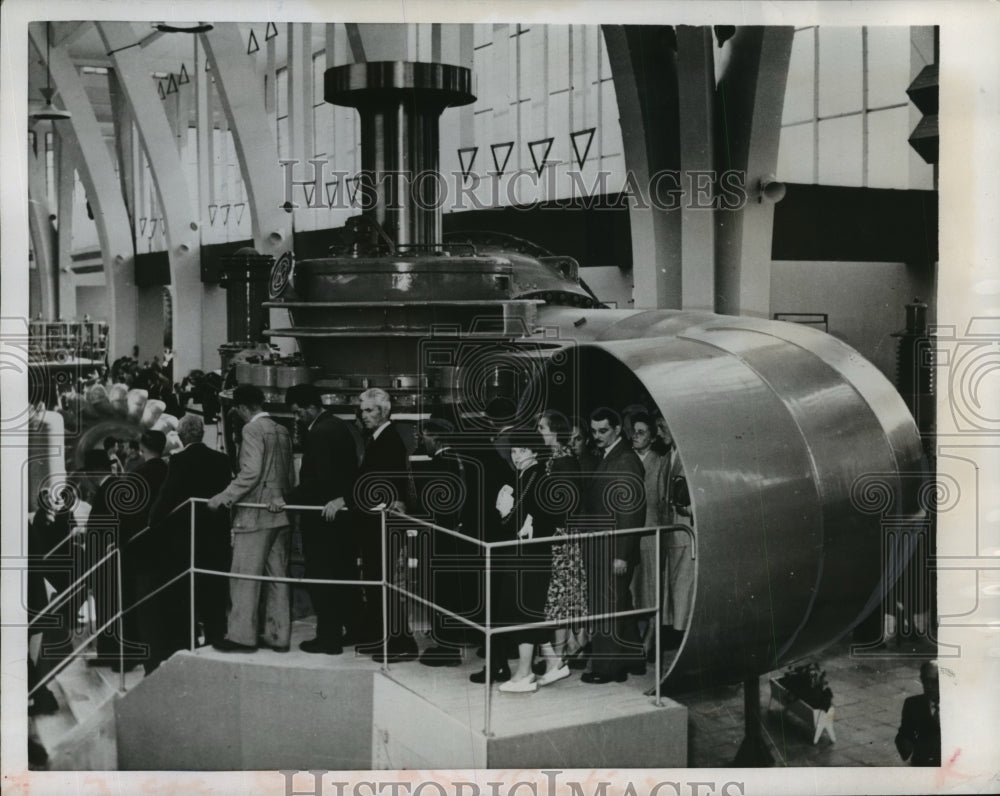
[{"xmin": 325, "ymin": 61, "xmax": 475, "ymax": 249}]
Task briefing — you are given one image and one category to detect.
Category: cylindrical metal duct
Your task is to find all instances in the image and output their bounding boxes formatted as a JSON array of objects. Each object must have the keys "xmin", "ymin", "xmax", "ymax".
[
  {"xmin": 537, "ymin": 310, "xmax": 926, "ymax": 686},
  {"xmin": 325, "ymin": 61, "xmax": 475, "ymax": 249}
]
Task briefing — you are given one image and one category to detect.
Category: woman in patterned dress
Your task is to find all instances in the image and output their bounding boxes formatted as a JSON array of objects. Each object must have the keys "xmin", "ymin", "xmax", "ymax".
[{"xmin": 536, "ymin": 410, "xmax": 589, "ymax": 667}]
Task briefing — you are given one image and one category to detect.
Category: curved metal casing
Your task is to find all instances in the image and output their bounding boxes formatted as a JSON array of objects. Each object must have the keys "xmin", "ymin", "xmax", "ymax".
[{"xmin": 535, "ymin": 306, "xmax": 926, "ymax": 686}]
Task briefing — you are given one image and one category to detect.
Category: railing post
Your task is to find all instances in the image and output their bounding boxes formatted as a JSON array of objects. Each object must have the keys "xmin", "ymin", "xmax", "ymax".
[
  {"xmin": 115, "ymin": 547, "xmax": 125, "ymax": 692},
  {"xmin": 189, "ymin": 500, "xmax": 196, "ymax": 651},
  {"xmin": 655, "ymin": 526, "xmax": 662, "ymax": 707},
  {"xmin": 484, "ymin": 544, "xmax": 493, "ymax": 736},
  {"xmin": 380, "ymin": 507, "xmax": 389, "ymax": 672}
]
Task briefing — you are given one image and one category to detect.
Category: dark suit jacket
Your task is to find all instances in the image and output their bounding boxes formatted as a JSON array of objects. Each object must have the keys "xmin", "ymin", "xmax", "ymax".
[
  {"xmin": 895, "ymin": 694, "xmax": 941, "ymax": 766},
  {"xmin": 149, "ymin": 443, "xmax": 234, "ymax": 570},
  {"xmin": 150, "ymin": 443, "xmax": 234, "ymax": 527},
  {"xmin": 118, "ymin": 458, "xmax": 169, "ymax": 545},
  {"xmin": 285, "ymin": 411, "xmax": 358, "ymax": 532},
  {"xmin": 415, "ymin": 447, "xmax": 482, "ymax": 536},
  {"xmin": 350, "ymin": 422, "xmax": 413, "ymax": 514},
  {"xmin": 584, "ymin": 438, "xmax": 647, "ymax": 564}
]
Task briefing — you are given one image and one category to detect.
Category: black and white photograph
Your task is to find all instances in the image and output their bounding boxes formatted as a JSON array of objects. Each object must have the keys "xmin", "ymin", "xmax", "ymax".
[{"xmin": 1, "ymin": 1, "xmax": 997, "ymax": 794}]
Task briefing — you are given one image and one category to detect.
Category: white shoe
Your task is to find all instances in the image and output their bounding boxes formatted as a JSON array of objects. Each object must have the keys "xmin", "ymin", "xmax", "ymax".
[
  {"xmin": 498, "ymin": 675, "xmax": 537, "ymax": 693},
  {"xmin": 537, "ymin": 665, "xmax": 570, "ymax": 686}
]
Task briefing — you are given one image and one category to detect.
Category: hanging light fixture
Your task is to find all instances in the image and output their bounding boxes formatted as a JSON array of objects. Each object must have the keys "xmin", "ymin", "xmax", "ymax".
[
  {"xmin": 154, "ymin": 22, "xmax": 214, "ymax": 34},
  {"xmin": 31, "ymin": 22, "xmax": 71, "ymax": 121}
]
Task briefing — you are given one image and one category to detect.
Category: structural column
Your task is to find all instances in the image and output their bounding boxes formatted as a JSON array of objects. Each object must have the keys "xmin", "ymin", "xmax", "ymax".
[
  {"xmin": 713, "ymin": 27, "xmax": 793, "ymax": 318},
  {"xmin": 676, "ymin": 26, "xmax": 717, "ymax": 313},
  {"xmin": 200, "ymin": 24, "xmax": 293, "ymax": 350},
  {"xmin": 56, "ymin": 134, "xmax": 77, "ymax": 319},
  {"xmin": 97, "ymin": 22, "xmax": 203, "ymax": 378},
  {"xmin": 27, "ymin": 134, "xmax": 57, "ymax": 320},
  {"xmin": 30, "ymin": 25, "xmax": 136, "ymax": 359},
  {"xmin": 603, "ymin": 25, "xmax": 682, "ymax": 310}
]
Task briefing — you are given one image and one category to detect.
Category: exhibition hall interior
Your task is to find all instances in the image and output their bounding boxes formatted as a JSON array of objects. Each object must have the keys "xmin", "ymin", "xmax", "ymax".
[{"xmin": 20, "ymin": 19, "xmax": 941, "ymax": 772}]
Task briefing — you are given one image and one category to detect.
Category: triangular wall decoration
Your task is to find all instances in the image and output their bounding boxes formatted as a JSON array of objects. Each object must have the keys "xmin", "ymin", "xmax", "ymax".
[
  {"xmin": 234, "ymin": 203, "xmax": 246, "ymax": 224},
  {"xmin": 157, "ymin": 80, "xmax": 166, "ymax": 99},
  {"xmin": 208, "ymin": 205, "xmax": 218, "ymax": 225},
  {"xmin": 221, "ymin": 204, "xmax": 231, "ymax": 224},
  {"xmin": 325, "ymin": 179, "xmax": 340, "ymax": 207},
  {"xmin": 303, "ymin": 183, "xmax": 315, "ymax": 206},
  {"xmin": 247, "ymin": 29, "xmax": 260, "ymax": 55},
  {"xmin": 139, "ymin": 217, "xmax": 147, "ymax": 235},
  {"xmin": 490, "ymin": 141, "xmax": 514, "ymax": 175},
  {"xmin": 528, "ymin": 137, "xmax": 554, "ymax": 177},
  {"xmin": 166, "ymin": 73, "xmax": 179, "ymax": 95},
  {"xmin": 149, "ymin": 218, "xmax": 158, "ymax": 237},
  {"xmin": 346, "ymin": 176, "xmax": 361, "ymax": 205},
  {"xmin": 458, "ymin": 147, "xmax": 478, "ymax": 182},
  {"xmin": 177, "ymin": 63, "xmax": 190, "ymax": 85},
  {"xmin": 569, "ymin": 128, "xmax": 596, "ymax": 168},
  {"xmin": 265, "ymin": 21, "xmax": 278, "ymax": 40}
]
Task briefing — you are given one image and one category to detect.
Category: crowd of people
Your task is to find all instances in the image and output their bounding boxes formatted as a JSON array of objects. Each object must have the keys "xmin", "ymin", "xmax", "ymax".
[{"xmin": 27, "ymin": 382, "xmax": 697, "ymax": 705}]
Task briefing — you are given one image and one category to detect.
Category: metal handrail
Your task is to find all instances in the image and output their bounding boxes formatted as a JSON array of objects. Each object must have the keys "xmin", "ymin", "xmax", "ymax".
[
  {"xmin": 27, "ymin": 494, "xmax": 230, "ymax": 628},
  {"xmin": 29, "ymin": 494, "xmax": 693, "ymax": 737},
  {"xmin": 27, "ymin": 549, "xmax": 117, "ymax": 631},
  {"xmin": 381, "ymin": 508, "xmax": 692, "ymax": 733}
]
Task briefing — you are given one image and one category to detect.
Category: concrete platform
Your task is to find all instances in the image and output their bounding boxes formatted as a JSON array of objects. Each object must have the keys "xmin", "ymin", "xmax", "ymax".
[
  {"xmin": 115, "ymin": 647, "xmax": 374, "ymax": 770},
  {"xmin": 372, "ymin": 664, "xmax": 686, "ymax": 769},
  {"xmin": 113, "ymin": 621, "xmax": 686, "ymax": 770}
]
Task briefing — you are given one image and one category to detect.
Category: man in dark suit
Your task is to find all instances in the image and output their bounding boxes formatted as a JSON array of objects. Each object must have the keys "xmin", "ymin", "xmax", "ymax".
[
  {"xmin": 148, "ymin": 414, "xmax": 234, "ymax": 664},
  {"xmin": 895, "ymin": 660, "xmax": 941, "ymax": 766},
  {"xmin": 350, "ymin": 387, "xmax": 419, "ymax": 663},
  {"xmin": 88, "ymin": 431, "xmax": 169, "ymax": 671},
  {"xmin": 415, "ymin": 418, "xmax": 481, "ymax": 667},
  {"xmin": 269, "ymin": 384, "xmax": 358, "ymax": 654},
  {"xmin": 581, "ymin": 407, "xmax": 647, "ymax": 684}
]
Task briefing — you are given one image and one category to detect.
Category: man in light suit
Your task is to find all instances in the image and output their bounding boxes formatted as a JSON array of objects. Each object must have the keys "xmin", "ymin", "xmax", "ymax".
[
  {"xmin": 581, "ymin": 407, "xmax": 647, "ymax": 684},
  {"xmin": 207, "ymin": 385, "xmax": 294, "ymax": 653}
]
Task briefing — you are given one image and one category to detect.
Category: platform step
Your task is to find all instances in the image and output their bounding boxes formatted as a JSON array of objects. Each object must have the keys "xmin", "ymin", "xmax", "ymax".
[
  {"xmin": 32, "ymin": 680, "xmax": 78, "ymax": 754},
  {"xmin": 52, "ymin": 658, "xmax": 116, "ymax": 726},
  {"xmin": 91, "ymin": 662, "xmax": 146, "ymax": 694}
]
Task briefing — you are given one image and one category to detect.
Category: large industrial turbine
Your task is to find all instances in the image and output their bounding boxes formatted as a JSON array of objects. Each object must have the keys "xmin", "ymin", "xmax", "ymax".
[{"xmin": 252, "ymin": 59, "xmax": 925, "ymax": 689}]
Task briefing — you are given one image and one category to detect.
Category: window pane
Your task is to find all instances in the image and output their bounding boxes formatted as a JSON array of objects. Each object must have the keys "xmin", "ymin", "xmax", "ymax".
[
  {"xmin": 818, "ymin": 27, "xmax": 863, "ymax": 117},
  {"xmin": 818, "ymin": 114, "xmax": 862, "ymax": 186},
  {"xmin": 867, "ymin": 27, "xmax": 909, "ymax": 109},
  {"xmin": 867, "ymin": 106, "xmax": 910, "ymax": 189},
  {"xmin": 277, "ymin": 116, "xmax": 289, "ymax": 161},
  {"xmin": 276, "ymin": 68, "xmax": 288, "ymax": 119},
  {"xmin": 778, "ymin": 123, "xmax": 815, "ymax": 184},
  {"xmin": 783, "ymin": 28, "xmax": 815, "ymax": 125},
  {"xmin": 312, "ymin": 52, "xmax": 325, "ymax": 106}
]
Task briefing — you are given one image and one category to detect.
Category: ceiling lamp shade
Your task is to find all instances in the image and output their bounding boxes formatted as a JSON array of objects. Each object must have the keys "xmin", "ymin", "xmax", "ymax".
[{"xmin": 30, "ymin": 22, "xmax": 71, "ymax": 122}]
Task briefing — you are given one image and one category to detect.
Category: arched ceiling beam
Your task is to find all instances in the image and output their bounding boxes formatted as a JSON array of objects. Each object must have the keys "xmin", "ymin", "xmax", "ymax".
[
  {"xmin": 29, "ymin": 23, "xmax": 137, "ymax": 359},
  {"xmin": 199, "ymin": 23, "xmax": 294, "ymax": 352},
  {"xmin": 199, "ymin": 23, "xmax": 292, "ymax": 256},
  {"xmin": 97, "ymin": 21, "xmax": 204, "ymax": 377}
]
